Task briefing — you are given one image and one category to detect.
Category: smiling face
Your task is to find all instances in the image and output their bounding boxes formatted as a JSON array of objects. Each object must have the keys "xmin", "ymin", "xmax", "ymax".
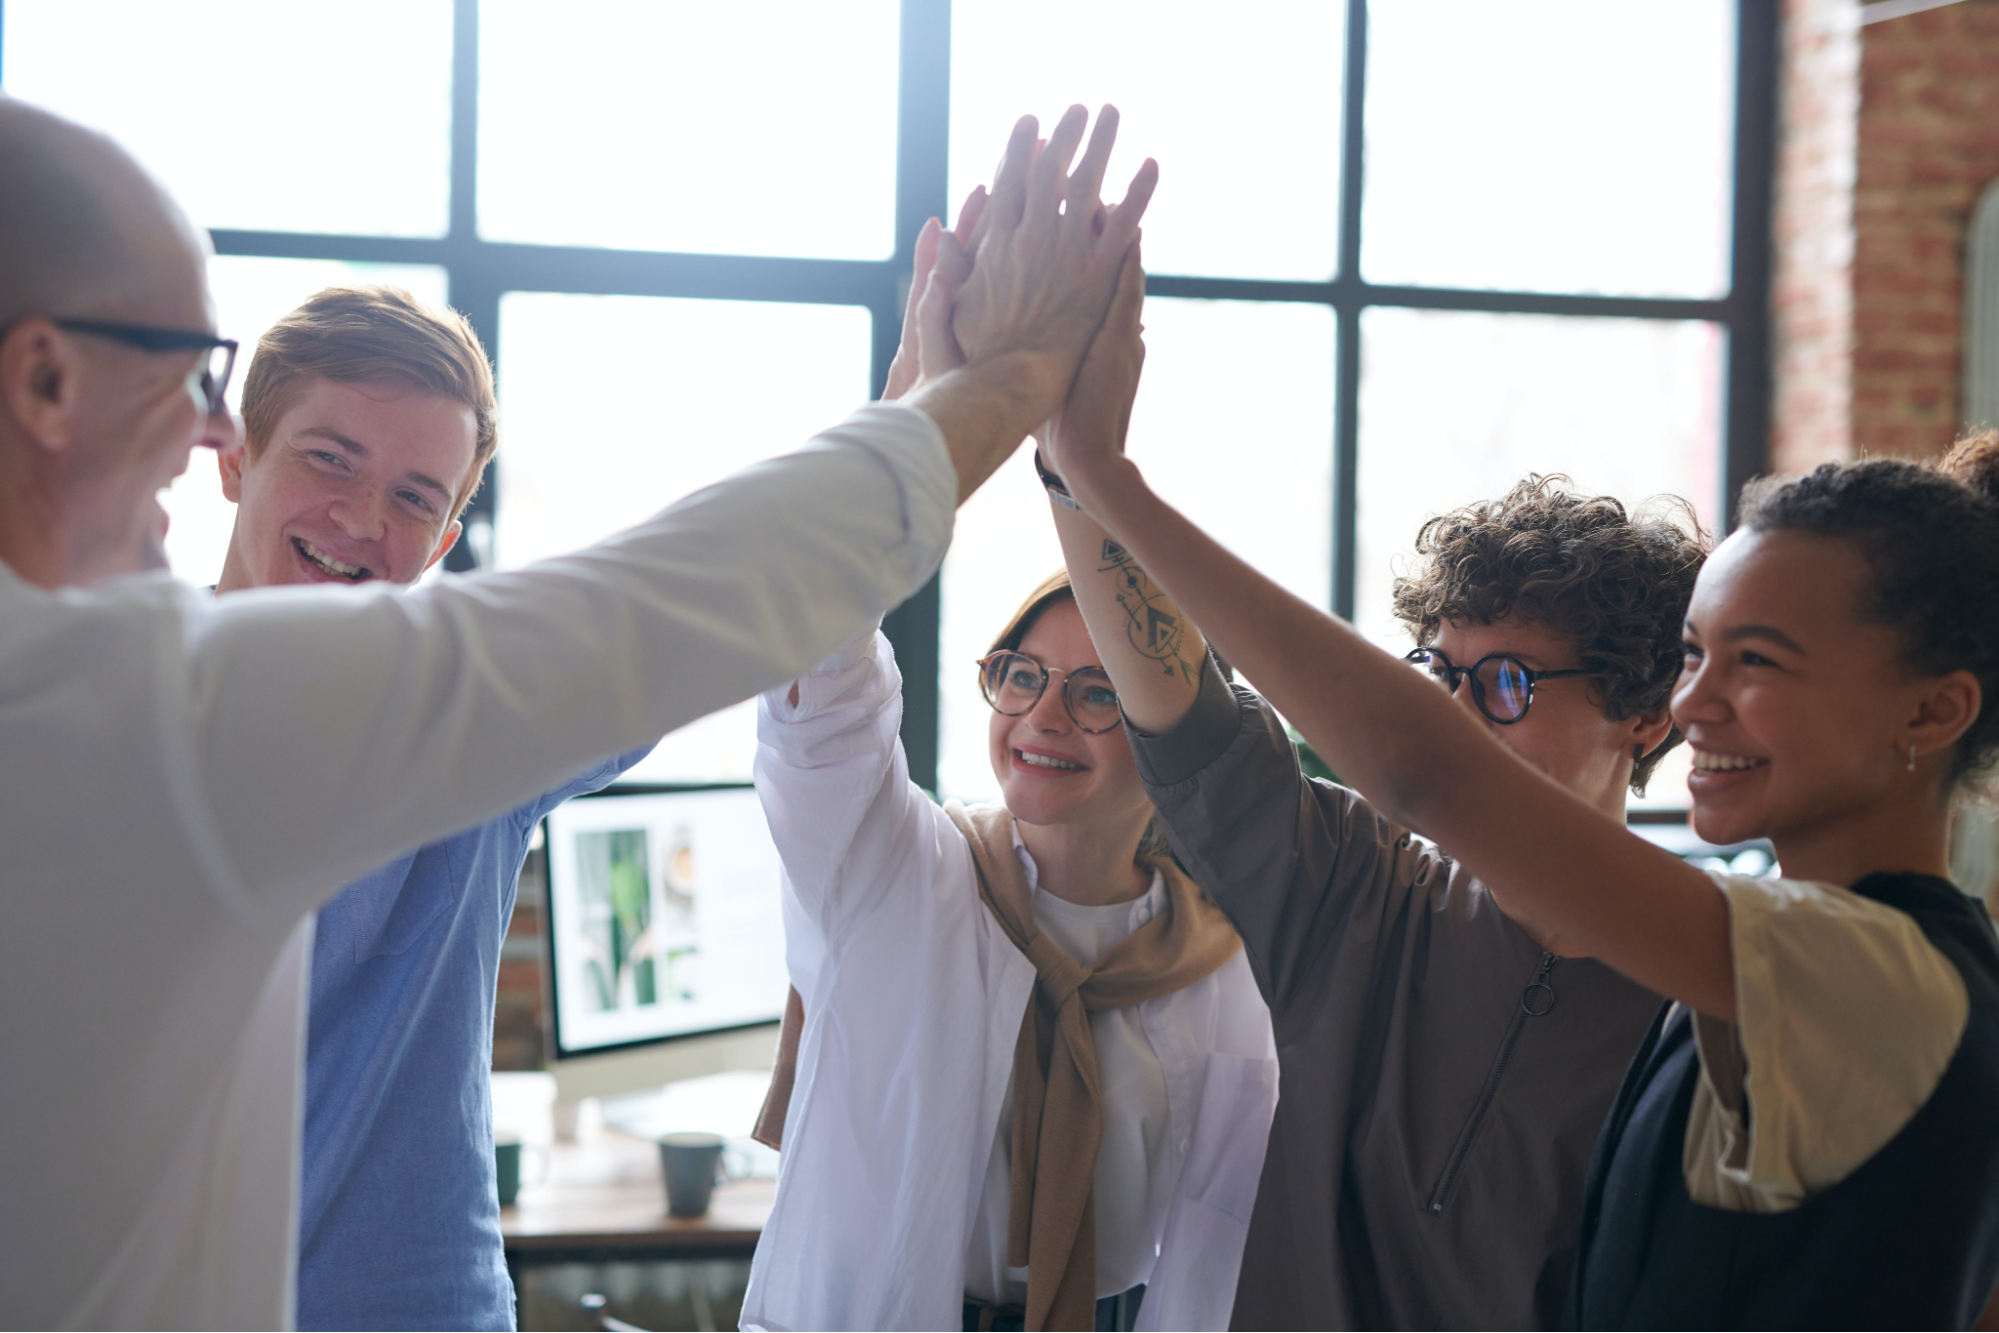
[
  {"xmin": 1674, "ymin": 528, "xmax": 1944, "ymax": 849},
  {"xmin": 0, "ymin": 124, "xmax": 238, "ymax": 588},
  {"xmin": 989, "ymin": 598, "xmax": 1154, "ymax": 832},
  {"xmin": 1428, "ymin": 617, "xmax": 1673, "ymax": 818},
  {"xmin": 215, "ymin": 376, "xmax": 477, "ymax": 590}
]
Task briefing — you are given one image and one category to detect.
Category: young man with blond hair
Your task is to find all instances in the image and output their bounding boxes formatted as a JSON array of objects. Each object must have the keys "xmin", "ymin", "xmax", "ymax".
[{"xmin": 212, "ymin": 284, "xmax": 650, "ymax": 1330}]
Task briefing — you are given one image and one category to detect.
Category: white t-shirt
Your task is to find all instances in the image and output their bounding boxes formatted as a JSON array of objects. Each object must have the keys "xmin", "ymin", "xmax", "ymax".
[
  {"xmin": 963, "ymin": 838, "xmax": 1174, "ymax": 1305},
  {"xmin": 0, "ymin": 404, "xmax": 954, "ymax": 1329}
]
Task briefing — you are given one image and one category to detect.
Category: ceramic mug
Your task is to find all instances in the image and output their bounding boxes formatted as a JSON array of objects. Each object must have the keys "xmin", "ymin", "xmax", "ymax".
[
  {"xmin": 495, "ymin": 1133, "xmax": 548, "ymax": 1207},
  {"xmin": 658, "ymin": 1132, "xmax": 750, "ymax": 1217}
]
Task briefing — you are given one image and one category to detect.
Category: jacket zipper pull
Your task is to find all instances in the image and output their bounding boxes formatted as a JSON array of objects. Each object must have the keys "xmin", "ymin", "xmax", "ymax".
[{"xmin": 1521, "ymin": 950, "xmax": 1557, "ymax": 1018}]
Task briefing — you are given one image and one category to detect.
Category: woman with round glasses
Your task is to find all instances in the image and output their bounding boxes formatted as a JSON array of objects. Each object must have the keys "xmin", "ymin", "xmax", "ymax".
[{"xmin": 738, "ymin": 238, "xmax": 1273, "ymax": 1333}]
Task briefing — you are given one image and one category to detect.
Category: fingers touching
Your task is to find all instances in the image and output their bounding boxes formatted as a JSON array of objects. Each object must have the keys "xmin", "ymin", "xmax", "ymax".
[
  {"xmin": 1065, "ymin": 105, "xmax": 1119, "ymax": 223},
  {"xmin": 983, "ymin": 114, "xmax": 1041, "ymax": 239},
  {"xmin": 1104, "ymin": 158, "xmax": 1159, "ymax": 252},
  {"xmin": 882, "ymin": 216, "xmax": 942, "ymax": 402},
  {"xmin": 1024, "ymin": 104, "xmax": 1090, "ymax": 231},
  {"xmin": 1106, "ymin": 240, "xmax": 1146, "ymax": 345},
  {"xmin": 952, "ymin": 185, "xmax": 987, "ymax": 251},
  {"xmin": 916, "ymin": 230, "xmax": 972, "ymax": 379}
]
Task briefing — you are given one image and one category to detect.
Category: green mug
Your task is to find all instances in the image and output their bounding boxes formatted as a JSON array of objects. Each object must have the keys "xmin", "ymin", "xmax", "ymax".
[{"xmin": 495, "ymin": 1133, "xmax": 546, "ymax": 1207}]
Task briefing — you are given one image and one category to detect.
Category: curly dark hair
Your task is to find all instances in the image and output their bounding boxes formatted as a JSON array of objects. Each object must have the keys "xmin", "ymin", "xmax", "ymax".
[
  {"xmin": 1738, "ymin": 429, "xmax": 1999, "ymax": 791},
  {"xmin": 1391, "ymin": 476, "xmax": 1710, "ymax": 794}
]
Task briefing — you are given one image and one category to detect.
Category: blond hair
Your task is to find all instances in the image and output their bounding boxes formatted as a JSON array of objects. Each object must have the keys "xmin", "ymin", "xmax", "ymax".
[{"xmin": 240, "ymin": 285, "xmax": 497, "ymax": 521}]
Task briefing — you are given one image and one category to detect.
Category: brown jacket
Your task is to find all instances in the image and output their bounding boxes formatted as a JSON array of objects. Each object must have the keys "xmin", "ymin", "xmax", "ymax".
[{"xmin": 1132, "ymin": 660, "xmax": 1661, "ymax": 1329}]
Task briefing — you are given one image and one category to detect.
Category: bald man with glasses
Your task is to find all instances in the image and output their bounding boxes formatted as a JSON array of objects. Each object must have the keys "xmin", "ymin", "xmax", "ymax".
[{"xmin": 0, "ymin": 94, "xmax": 1156, "ymax": 1328}]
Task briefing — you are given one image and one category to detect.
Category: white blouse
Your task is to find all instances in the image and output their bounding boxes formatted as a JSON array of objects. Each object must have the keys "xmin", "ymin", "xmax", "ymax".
[{"xmin": 741, "ymin": 629, "xmax": 1278, "ymax": 1333}]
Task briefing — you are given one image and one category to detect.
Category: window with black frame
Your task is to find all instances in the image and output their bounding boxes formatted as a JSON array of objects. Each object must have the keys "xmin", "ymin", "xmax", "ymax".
[{"xmin": 0, "ymin": 0, "xmax": 1772, "ymax": 810}]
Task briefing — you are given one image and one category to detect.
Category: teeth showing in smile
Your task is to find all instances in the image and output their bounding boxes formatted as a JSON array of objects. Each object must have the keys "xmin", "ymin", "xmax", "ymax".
[
  {"xmin": 1017, "ymin": 750, "xmax": 1085, "ymax": 772},
  {"xmin": 295, "ymin": 537, "xmax": 368, "ymax": 581},
  {"xmin": 1692, "ymin": 750, "xmax": 1765, "ymax": 772}
]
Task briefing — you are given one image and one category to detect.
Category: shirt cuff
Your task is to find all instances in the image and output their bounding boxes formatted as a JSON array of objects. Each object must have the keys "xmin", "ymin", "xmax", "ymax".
[
  {"xmin": 821, "ymin": 401, "xmax": 957, "ymax": 600},
  {"xmin": 763, "ymin": 626, "xmax": 884, "ymax": 721},
  {"xmin": 1129, "ymin": 650, "xmax": 1245, "ymax": 788}
]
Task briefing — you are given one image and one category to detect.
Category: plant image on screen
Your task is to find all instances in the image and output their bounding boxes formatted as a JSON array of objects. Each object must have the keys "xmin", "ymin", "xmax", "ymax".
[
  {"xmin": 575, "ymin": 828, "xmax": 658, "ymax": 1011},
  {"xmin": 545, "ymin": 788, "xmax": 840, "ymax": 1054}
]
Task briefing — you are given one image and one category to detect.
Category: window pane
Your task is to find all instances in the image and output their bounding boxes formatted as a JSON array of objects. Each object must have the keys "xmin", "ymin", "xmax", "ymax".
[
  {"xmin": 1354, "ymin": 309, "xmax": 1723, "ymax": 807},
  {"xmin": 949, "ymin": 1, "xmax": 1343, "ymax": 282},
  {"xmin": 1362, "ymin": 0, "xmax": 1734, "ymax": 297},
  {"xmin": 496, "ymin": 294, "xmax": 873, "ymax": 783},
  {"xmin": 938, "ymin": 297, "xmax": 1333, "ymax": 801},
  {"xmin": 2, "ymin": 1, "xmax": 452, "ymax": 237},
  {"xmin": 160, "ymin": 258, "xmax": 450, "ymax": 587},
  {"xmin": 479, "ymin": 1, "xmax": 899, "ymax": 259}
]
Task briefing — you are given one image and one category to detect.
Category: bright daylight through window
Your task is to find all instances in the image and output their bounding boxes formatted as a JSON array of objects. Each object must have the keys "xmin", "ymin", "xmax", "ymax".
[{"xmin": 0, "ymin": 0, "xmax": 1765, "ymax": 813}]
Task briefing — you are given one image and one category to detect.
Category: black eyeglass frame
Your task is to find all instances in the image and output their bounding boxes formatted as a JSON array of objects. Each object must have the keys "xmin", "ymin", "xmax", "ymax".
[
  {"xmin": 1405, "ymin": 646, "xmax": 1591, "ymax": 726},
  {"xmin": 52, "ymin": 317, "xmax": 238, "ymax": 416},
  {"xmin": 975, "ymin": 650, "xmax": 1126, "ymax": 735}
]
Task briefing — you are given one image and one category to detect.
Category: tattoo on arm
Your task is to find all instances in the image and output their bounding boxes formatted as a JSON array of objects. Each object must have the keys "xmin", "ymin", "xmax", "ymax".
[{"xmin": 1100, "ymin": 538, "xmax": 1200, "ymax": 685}]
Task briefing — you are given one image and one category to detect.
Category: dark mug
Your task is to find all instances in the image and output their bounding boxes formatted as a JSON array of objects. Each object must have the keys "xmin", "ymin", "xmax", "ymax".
[
  {"xmin": 495, "ymin": 1133, "xmax": 547, "ymax": 1207},
  {"xmin": 658, "ymin": 1132, "xmax": 747, "ymax": 1217}
]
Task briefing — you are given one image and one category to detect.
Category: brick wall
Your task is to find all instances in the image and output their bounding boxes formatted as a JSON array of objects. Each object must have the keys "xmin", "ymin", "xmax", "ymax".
[
  {"xmin": 1773, "ymin": 0, "xmax": 1999, "ymax": 470},
  {"xmin": 1772, "ymin": 0, "xmax": 1860, "ymax": 473}
]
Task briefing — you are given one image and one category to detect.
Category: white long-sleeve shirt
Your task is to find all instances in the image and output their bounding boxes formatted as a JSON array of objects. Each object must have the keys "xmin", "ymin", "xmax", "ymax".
[
  {"xmin": 741, "ymin": 630, "xmax": 1278, "ymax": 1333},
  {"xmin": 0, "ymin": 403, "xmax": 955, "ymax": 1330}
]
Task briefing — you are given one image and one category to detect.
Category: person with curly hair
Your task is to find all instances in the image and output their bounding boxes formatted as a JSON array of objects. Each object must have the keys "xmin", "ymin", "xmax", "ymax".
[
  {"xmin": 1061, "ymin": 486, "xmax": 1704, "ymax": 1327},
  {"xmin": 1043, "ymin": 269, "xmax": 1708, "ymax": 1329},
  {"xmin": 1042, "ymin": 245, "xmax": 1999, "ymax": 1329}
]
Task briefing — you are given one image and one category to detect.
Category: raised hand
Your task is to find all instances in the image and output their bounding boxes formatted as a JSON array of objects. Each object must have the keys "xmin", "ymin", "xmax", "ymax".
[
  {"xmin": 881, "ymin": 187, "xmax": 986, "ymax": 402},
  {"xmin": 947, "ymin": 105, "xmax": 1157, "ymax": 424},
  {"xmin": 1038, "ymin": 242, "xmax": 1146, "ymax": 486}
]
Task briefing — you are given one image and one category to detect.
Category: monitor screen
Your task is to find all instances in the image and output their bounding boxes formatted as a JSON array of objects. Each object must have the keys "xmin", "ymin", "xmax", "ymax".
[{"xmin": 542, "ymin": 784, "xmax": 788, "ymax": 1058}]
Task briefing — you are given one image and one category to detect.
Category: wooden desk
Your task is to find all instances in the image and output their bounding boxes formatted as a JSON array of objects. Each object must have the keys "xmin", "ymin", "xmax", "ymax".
[{"xmin": 502, "ymin": 1129, "xmax": 772, "ymax": 1271}]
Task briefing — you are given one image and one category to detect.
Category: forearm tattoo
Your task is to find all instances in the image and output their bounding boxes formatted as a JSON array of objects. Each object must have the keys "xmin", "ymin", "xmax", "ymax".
[{"xmin": 1100, "ymin": 538, "xmax": 1199, "ymax": 685}]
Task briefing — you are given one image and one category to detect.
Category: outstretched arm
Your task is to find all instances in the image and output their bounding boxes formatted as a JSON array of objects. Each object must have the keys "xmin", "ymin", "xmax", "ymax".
[
  {"xmin": 1047, "ymin": 418, "xmax": 1737, "ymax": 1020},
  {"xmin": 1038, "ymin": 248, "xmax": 1207, "ymax": 735}
]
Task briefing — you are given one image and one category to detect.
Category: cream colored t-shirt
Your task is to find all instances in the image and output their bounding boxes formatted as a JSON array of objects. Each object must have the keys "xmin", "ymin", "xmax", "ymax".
[{"xmin": 1683, "ymin": 873, "xmax": 1970, "ymax": 1213}]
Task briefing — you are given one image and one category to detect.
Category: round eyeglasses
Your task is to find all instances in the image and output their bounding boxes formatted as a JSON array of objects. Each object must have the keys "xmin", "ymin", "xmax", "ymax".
[
  {"xmin": 977, "ymin": 651, "xmax": 1124, "ymax": 734},
  {"xmin": 1405, "ymin": 647, "xmax": 1590, "ymax": 725}
]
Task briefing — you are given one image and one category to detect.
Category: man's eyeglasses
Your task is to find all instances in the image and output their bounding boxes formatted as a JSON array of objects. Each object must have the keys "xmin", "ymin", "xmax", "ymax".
[
  {"xmin": 1405, "ymin": 647, "xmax": 1590, "ymax": 725},
  {"xmin": 977, "ymin": 651, "xmax": 1124, "ymax": 734},
  {"xmin": 54, "ymin": 318, "xmax": 238, "ymax": 417}
]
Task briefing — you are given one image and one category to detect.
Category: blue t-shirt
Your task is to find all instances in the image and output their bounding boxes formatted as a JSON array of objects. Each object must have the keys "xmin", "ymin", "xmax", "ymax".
[{"xmin": 295, "ymin": 749, "xmax": 650, "ymax": 1331}]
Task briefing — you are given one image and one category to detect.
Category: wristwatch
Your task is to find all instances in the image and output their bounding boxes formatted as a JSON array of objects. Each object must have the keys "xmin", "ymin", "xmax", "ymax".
[{"xmin": 1034, "ymin": 449, "xmax": 1083, "ymax": 511}]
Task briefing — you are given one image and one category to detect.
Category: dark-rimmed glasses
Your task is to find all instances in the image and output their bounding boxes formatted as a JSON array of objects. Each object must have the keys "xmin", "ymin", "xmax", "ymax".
[
  {"xmin": 1405, "ymin": 647, "xmax": 1590, "ymax": 725},
  {"xmin": 53, "ymin": 318, "xmax": 238, "ymax": 416},
  {"xmin": 977, "ymin": 651, "xmax": 1124, "ymax": 734}
]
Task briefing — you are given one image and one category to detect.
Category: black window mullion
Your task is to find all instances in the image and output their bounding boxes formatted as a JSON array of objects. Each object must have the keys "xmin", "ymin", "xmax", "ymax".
[
  {"xmin": 1332, "ymin": 0, "xmax": 1370, "ymax": 621},
  {"xmin": 128, "ymin": 0, "xmax": 1768, "ymax": 792},
  {"xmin": 444, "ymin": 0, "xmax": 494, "ymax": 571},
  {"xmin": 1723, "ymin": 0, "xmax": 1779, "ymax": 530},
  {"xmin": 880, "ymin": 0, "xmax": 952, "ymax": 793}
]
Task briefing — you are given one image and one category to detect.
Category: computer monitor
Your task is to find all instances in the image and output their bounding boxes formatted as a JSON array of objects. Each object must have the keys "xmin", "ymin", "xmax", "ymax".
[{"xmin": 542, "ymin": 784, "xmax": 788, "ymax": 1059}]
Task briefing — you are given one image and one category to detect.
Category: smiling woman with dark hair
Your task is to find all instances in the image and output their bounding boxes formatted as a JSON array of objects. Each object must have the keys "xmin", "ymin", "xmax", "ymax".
[{"xmin": 1048, "ymin": 260, "xmax": 1999, "ymax": 1328}]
